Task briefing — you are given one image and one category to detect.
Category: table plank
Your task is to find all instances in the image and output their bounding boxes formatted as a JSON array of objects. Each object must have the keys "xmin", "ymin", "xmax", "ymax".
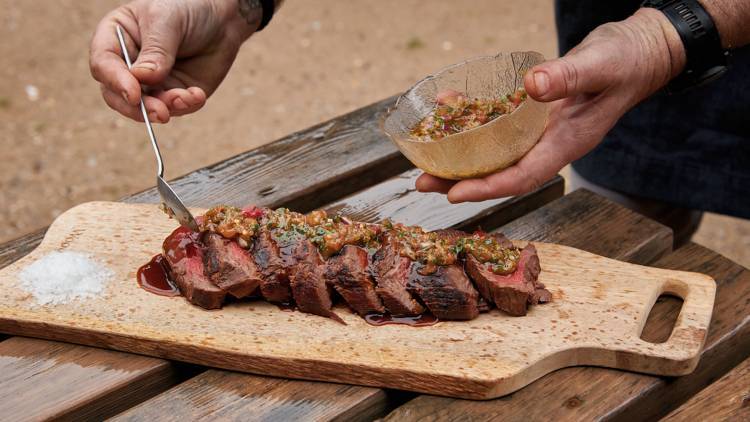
[
  {"xmin": 111, "ymin": 370, "xmax": 393, "ymax": 422},
  {"xmin": 381, "ymin": 242, "xmax": 749, "ymax": 422},
  {"xmin": 126, "ymin": 96, "xmax": 407, "ymax": 211},
  {"xmin": 325, "ymin": 169, "xmax": 564, "ymax": 231},
  {"xmin": 662, "ymin": 356, "xmax": 750, "ymax": 422},
  {"xmin": 0, "ymin": 177, "xmax": 562, "ymax": 418},
  {"xmin": 0, "ymin": 228, "xmax": 47, "ymax": 270},
  {"xmin": 0, "ymin": 337, "xmax": 183, "ymax": 422},
  {"xmin": 111, "ymin": 189, "xmax": 673, "ymax": 421},
  {"xmin": 499, "ymin": 189, "xmax": 673, "ymax": 266}
]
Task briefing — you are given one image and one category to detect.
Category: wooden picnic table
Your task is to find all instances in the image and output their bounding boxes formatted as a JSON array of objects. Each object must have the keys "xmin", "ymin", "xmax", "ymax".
[{"xmin": 0, "ymin": 97, "xmax": 748, "ymax": 421}]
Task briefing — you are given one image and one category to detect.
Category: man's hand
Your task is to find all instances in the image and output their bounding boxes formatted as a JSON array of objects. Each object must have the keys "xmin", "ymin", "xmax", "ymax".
[
  {"xmin": 90, "ymin": 0, "xmax": 258, "ymax": 123},
  {"xmin": 416, "ymin": 8, "xmax": 687, "ymax": 202}
]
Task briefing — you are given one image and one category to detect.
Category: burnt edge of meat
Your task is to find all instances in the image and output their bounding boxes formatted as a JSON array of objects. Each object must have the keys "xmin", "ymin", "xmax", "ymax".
[
  {"xmin": 465, "ymin": 242, "xmax": 550, "ymax": 316},
  {"xmin": 408, "ymin": 262, "xmax": 480, "ymax": 320},
  {"xmin": 325, "ymin": 245, "xmax": 385, "ymax": 315},
  {"xmin": 252, "ymin": 230, "xmax": 292, "ymax": 303},
  {"xmin": 288, "ymin": 238, "xmax": 345, "ymax": 324},
  {"xmin": 203, "ymin": 232, "xmax": 263, "ymax": 299},
  {"xmin": 371, "ymin": 234, "xmax": 425, "ymax": 316}
]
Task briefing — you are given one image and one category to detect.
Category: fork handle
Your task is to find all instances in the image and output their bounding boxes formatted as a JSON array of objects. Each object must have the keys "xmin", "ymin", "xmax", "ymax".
[{"xmin": 115, "ymin": 25, "xmax": 165, "ymax": 178}]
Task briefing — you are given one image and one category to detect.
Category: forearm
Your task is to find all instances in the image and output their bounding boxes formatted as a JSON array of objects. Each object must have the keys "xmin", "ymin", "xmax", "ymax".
[{"xmin": 699, "ymin": 0, "xmax": 750, "ymax": 49}]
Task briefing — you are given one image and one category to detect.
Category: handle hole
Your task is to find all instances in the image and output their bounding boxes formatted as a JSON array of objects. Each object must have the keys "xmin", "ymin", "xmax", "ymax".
[{"xmin": 640, "ymin": 294, "xmax": 684, "ymax": 343}]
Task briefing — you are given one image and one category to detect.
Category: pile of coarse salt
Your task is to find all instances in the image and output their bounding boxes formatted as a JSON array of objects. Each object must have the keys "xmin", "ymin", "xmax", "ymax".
[{"xmin": 18, "ymin": 251, "xmax": 113, "ymax": 305}]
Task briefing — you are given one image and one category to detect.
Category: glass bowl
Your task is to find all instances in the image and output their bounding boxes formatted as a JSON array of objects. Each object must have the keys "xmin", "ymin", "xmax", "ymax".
[{"xmin": 382, "ymin": 51, "xmax": 550, "ymax": 180}]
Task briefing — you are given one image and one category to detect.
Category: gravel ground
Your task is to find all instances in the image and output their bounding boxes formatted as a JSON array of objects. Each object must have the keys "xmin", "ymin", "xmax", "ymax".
[{"xmin": 1, "ymin": 0, "xmax": 747, "ymax": 267}]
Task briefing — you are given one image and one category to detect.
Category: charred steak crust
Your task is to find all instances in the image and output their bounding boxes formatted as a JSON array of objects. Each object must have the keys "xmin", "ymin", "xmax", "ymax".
[
  {"xmin": 325, "ymin": 245, "xmax": 385, "ymax": 315},
  {"xmin": 522, "ymin": 244, "xmax": 552, "ymax": 304},
  {"xmin": 408, "ymin": 263, "xmax": 480, "ymax": 320},
  {"xmin": 203, "ymin": 233, "xmax": 263, "ymax": 299},
  {"xmin": 252, "ymin": 230, "xmax": 292, "ymax": 303},
  {"xmin": 289, "ymin": 239, "xmax": 344, "ymax": 323},
  {"xmin": 465, "ymin": 243, "xmax": 550, "ymax": 316},
  {"xmin": 371, "ymin": 234, "xmax": 425, "ymax": 316}
]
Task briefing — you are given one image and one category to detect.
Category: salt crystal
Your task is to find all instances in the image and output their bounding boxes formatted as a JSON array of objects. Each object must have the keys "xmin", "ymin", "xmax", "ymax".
[{"xmin": 18, "ymin": 251, "xmax": 113, "ymax": 305}]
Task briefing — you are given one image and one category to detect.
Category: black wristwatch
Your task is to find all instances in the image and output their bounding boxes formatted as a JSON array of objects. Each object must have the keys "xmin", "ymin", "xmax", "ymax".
[{"xmin": 642, "ymin": 0, "xmax": 730, "ymax": 93}]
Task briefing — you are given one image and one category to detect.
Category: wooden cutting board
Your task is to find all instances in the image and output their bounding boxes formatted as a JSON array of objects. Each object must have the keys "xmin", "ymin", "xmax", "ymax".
[{"xmin": 0, "ymin": 202, "xmax": 716, "ymax": 400}]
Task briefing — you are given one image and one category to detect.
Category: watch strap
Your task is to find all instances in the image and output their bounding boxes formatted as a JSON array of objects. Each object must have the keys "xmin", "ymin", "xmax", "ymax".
[
  {"xmin": 642, "ymin": 0, "xmax": 729, "ymax": 92},
  {"xmin": 257, "ymin": 0, "xmax": 275, "ymax": 31}
]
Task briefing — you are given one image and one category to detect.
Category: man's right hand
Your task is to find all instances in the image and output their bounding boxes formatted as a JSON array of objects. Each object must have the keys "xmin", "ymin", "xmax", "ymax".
[{"xmin": 89, "ymin": 0, "xmax": 258, "ymax": 123}]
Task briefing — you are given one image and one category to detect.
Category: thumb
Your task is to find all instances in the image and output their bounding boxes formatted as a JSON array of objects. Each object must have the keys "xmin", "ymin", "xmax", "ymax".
[
  {"xmin": 524, "ymin": 47, "xmax": 614, "ymax": 102},
  {"xmin": 131, "ymin": 16, "xmax": 181, "ymax": 85}
]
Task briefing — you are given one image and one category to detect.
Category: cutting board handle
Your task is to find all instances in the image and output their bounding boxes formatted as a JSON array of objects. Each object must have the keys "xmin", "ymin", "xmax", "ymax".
[
  {"xmin": 627, "ymin": 272, "xmax": 716, "ymax": 375},
  {"xmin": 659, "ymin": 277, "xmax": 711, "ymax": 346}
]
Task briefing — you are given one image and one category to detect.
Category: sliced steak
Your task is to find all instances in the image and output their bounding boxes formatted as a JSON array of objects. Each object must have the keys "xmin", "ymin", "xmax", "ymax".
[
  {"xmin": 203, "ymin": 232, "xmax": 263, "ymax": 299},
  {"xmin": 162, "ymin": 227, "xmax": 226, "ymax": 309},
  {"xmin": 465, "ymin": 243, "xmax": 550, "ymax": 316},
  {"xmin": 288, "ymin": 238, "xmax": 344, "ymax": 323},
  {"xmin": 252, "ymin": 230, "xmax": 292, "ymax": 303},
  {"xmin": 408, "ymin": 263, "xmax": 479, "ymax": 320},
  {"xmin": 325, "ymin": 245, "xmax": 384, "ymax": 316},
  {"xmin": 477, "ymin": 296, "xmax": 491, "ymax": 312},
  {"xmin": 371, "ymin": 235, "xmax": 425, "ymax": 316}
]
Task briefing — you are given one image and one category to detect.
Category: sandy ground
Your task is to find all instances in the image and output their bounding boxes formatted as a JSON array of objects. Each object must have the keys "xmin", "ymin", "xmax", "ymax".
[{"xmin": 1, "ymin": 0, "xmax": 748, "ymax": 267}]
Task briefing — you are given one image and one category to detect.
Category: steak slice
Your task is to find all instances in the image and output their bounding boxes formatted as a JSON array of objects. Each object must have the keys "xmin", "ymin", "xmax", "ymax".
[
  {"xmin": 465, "ymin": 243, "xmax": 550, "ymax": 316},
  {"xmin": 252, "ymin": 230, "xmax": 292, "ymax": 303},
  {"xmin": 162, "ymin": 227, "xmax": 226, "ymax": 309},
  {"xmin": 289, "ymin": 238, "xmax": 344, "ymax": 323},
  {"xmin": 325, "ymin": 245, "xmax": 385, "ymax": 316},
  {"xmin": 203, "ymin": 233, "xmax": 263, "ymax": 299},
  {"xmin": 408, "ymin": 263, "xmax": 479, "ymax": 320},
  {"xmin": 371, "ymin": 235, "xmax": 425, "ymax": 316},
  {"xmin": 477, "ymin": 296, "xmax": 491, "ymax": 313}
]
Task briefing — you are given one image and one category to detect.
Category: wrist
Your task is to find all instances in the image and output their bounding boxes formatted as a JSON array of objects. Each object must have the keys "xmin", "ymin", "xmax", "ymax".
[
  {"xmin": 629, "ymin": 8, "xmax": 687, "ymax": 88},
  {"xmin": 218, "ymin": 0, "xmax": 259, "ymax": 45}
]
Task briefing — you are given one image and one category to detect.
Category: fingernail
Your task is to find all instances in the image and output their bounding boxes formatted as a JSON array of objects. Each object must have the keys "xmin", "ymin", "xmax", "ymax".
[
  {"xmin": 533, "ymin": 71, "xmax": 550, "ymax": 96},
  {"xmin": 135, "ymin": 62, "xmax": 157, "ymax": 71},
  {"xmin": 121, "ymin": 91, "xmax": 130, "ymax": 103},
  {"xmin": 173, "ymin": 98, "xmax": 188, "ymax": 110},
  {"xmin": 149, "ymin": 112, "xmax": 159, "ymax": 122}
]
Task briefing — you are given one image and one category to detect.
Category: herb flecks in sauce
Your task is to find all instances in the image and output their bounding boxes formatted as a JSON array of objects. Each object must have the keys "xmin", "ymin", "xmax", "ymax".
[
  {"xmin": 198, "ymin": 206, "xmax": 520, "ymax": 274},
  {"xmin": 383, "ymin": 220, "xmax": 519, "ymax": 275},
  {"xmin": 262, "ymin": 208, "xmax": 381, "ymax": 258},
  {"xmin": 199, "ymin": 205, "xmax": 261, "ymax": 248},
  {"xmin": 455, "ymin": 234, "xmax": 520, "ymax": 274},
  {"xmin": 409, "ymin": 88, "xmax": 527, "ymax": 142}
]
